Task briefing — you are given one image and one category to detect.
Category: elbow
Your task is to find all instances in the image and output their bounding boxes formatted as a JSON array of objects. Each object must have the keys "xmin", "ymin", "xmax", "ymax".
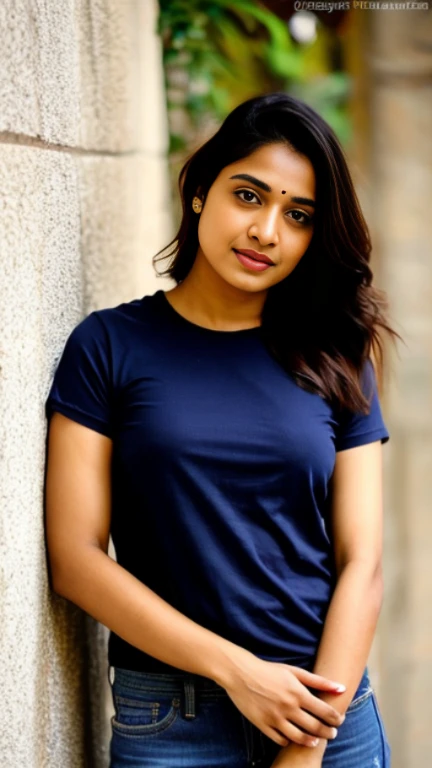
[
  {"xmin": 374, "ymin": 565, "xmax": 385, "ymax": 604},
  {"xmin": 47, "ymin": 542, "xmax": 103, "ymax": 599},
  {"xmin": 340, "ymin": 558, "xmax": 385, "ymax": 608},
  {"xmin": 361, "ymin": 561, "xmax": 385, "ymax": 614},
  {"xmin": 338, "ymin": 554, "xmax": 383, "ymax": 583},
  {"xmin": 369, "ymin": 559, "xmax": 384, "ymax": 595},
  {"xmin": 370, "ymin": 566, "xmax": 384, "ymax": 613},
  {"xmin": 47, "ymin": 547, "xmax": 78, "ymax": 598},
  {"xmin": 48, "ymin": 557, "xmax": 68, "ymax": 597}
]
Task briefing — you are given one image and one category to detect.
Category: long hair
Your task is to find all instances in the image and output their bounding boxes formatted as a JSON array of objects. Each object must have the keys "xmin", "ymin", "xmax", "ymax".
[{"xmin": 153, "ymin": 92, "xmax": 400, "ymax": 413}]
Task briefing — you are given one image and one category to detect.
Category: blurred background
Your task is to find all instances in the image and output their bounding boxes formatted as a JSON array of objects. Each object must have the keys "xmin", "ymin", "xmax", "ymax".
[{"xmin": 0, "ymin": 1, "xmax": 431, "ymax": 766}]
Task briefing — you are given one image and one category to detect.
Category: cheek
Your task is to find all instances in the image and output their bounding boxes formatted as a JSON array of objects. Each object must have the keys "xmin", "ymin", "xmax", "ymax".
[
  {"xmin": 279, "ymin": 229, "xmax": 314, "ymax": 271},
  {"xmin": 198, "ymin": 205, "xmax": 238, "ymax": 248},
  {"xmin": 282, "ymin": 226, "xmax": 313, "ymax": 252},
  {"xmin": 300, "ymin": 229, "xmax": 314, "ymax": 252},
  {"xmin": 197, "ymin": 215, "xmax": 217, "ymax": 255}
]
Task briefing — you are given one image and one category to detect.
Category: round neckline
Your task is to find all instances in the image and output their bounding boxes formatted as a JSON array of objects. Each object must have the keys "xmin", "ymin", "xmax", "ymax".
[{"xmin": 155, "ymin": 290, "xmax": 262, "ymax": 336}]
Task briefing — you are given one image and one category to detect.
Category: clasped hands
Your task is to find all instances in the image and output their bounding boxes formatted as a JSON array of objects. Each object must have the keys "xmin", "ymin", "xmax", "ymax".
[{"xmin": 220, "ymin": 649, "xmax": 345, "ymax": 768}]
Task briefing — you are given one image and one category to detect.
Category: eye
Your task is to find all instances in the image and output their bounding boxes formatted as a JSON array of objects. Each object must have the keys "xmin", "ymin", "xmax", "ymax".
[
  {"xmin": 234, "ymin": 189, "xmax": 261, "ymax": 204},
  {"xmin": 287, "ymin": 210, "xmax": 312, "ymax": 225},
  {"xmin": 234, "ymin": 190, "xmax": 313, "ymax": 226}
]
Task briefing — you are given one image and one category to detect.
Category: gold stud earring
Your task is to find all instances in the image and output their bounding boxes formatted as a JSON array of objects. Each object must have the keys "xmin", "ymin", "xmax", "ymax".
[{"xmin": 192, "ymin": 196, "xmax": 203, "ymax": 214}]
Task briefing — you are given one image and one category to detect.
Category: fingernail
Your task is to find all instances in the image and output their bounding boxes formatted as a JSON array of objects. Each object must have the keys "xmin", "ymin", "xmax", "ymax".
[
  {"xmin": 334, "ymin": 684, "xmax": 346, "ymax": 692},
  {"xmin": 331, "ymin": 728, "xmax": 338, "ymax": 739},
  {"xmin": 309, "ymin": 738, "xmax": 319, "ymax": 747}
]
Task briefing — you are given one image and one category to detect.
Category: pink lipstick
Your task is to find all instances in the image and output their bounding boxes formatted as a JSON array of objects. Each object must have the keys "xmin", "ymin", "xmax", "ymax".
[{"xmin": 234, "ymin": 249, "xmax": 274, "ymax": 272}]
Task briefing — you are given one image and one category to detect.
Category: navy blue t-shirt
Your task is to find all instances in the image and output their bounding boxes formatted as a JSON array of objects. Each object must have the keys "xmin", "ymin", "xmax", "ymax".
[{"xmin": 45, "ymin": 289, "xmax": 389, "ymax": 673}]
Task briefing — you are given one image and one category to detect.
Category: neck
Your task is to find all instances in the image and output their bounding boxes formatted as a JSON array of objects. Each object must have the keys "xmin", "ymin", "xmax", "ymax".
[{"xmin": 166, "ymin": 250, "xmax": 267, "ymax": 332}]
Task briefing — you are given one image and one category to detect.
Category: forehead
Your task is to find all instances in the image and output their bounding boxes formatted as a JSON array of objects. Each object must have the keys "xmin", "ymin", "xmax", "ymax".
[{"xmin": 221, "ymin": 143, "xmax": 315, "ymax": 195}]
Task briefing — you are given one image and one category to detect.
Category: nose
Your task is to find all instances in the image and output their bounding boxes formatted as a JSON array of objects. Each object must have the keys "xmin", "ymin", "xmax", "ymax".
[{"xmin": 247, "ymin": 206, "xmax": 279, "ymax": 247}]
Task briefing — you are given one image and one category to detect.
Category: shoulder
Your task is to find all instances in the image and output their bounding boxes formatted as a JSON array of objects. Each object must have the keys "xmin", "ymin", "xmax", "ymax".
[
  {"xmin": 66, "ymin": 292, "xmax": 157, "ymax": 346},
  {"xmin": 333, "ymin": 358, "xmax": 390, "ymax": 453}
]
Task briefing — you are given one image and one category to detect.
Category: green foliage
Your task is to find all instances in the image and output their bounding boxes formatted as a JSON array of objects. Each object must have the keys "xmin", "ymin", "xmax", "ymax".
[{"xmin": 157, "ymin": 0, "xmax": 351, "ymax": 153}]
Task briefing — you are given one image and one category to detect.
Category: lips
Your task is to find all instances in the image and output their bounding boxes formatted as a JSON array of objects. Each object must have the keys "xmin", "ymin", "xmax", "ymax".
[{"xmin": 234, "ymin": 249, "xmax": 274, "ymax": 265}]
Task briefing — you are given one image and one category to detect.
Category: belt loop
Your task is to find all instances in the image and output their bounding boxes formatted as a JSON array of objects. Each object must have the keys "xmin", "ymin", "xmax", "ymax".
[
  {"xmin": 107, "ymin": 664, "xmax": 114, "ymax": 686},
  {"xmin": 183, "ymin": 674, "xmax": 197, "ymax": 719}
]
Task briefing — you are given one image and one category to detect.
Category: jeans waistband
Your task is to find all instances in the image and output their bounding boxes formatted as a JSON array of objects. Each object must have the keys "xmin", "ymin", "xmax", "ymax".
[
  {"xmin": 109, "ymin": 664, "xmax": 371, "ymax": 720},
  {"xmin": 109, "ymin": 666, "xmax": 228, "ymax": 720}
]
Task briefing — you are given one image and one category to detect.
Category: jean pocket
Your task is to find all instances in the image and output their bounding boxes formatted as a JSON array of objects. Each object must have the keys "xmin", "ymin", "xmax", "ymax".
[
  {"xmin": 371, "ymin": 692, "xmax": 392, "ymax": 766},
  {"xmin": 111, "ymin": 690, "xmax": 181, "ymax": 738},
  {"xmin": 346, "ymin": 686, "xmax": 374, "ymax": 713}
]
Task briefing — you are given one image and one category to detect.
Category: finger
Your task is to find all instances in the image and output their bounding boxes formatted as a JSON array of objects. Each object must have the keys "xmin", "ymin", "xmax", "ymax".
[
  {"xmin": 302, "ymin": 692, "xmax": 345, "ymax": 727},
  {"xmin": 260, "ymin": 723, "xmax": 290, "ymax": 748},
  {"xmin": 270, "ymin": 729, "xmax": 290, "ymax": 748},
  {"xmin": 276, "ymin": 719, "xmax": 324, "ymax": 749},
  {"xmin": 291, "ymin": 667, "xmax": 346, "ymax": 693},
  {"xmin": 291, "ymin": 709, "xmax": 340, "ymax": 741}
]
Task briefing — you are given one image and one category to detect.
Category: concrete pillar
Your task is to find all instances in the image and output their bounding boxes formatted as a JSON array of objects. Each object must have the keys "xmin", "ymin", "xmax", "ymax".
[
  {"xmin": 0, "ymin": 1, "xmax": 171, "ymax": 765},
  {"xmin": 367, "ymin": 9, "xmax": 432, "ymax": 768}
]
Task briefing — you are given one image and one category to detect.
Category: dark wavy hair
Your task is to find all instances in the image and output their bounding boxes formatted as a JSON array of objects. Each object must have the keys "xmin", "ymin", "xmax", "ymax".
[{"xmin": 153, "ymin": 92, "xmax": 400, "ymax": 413}]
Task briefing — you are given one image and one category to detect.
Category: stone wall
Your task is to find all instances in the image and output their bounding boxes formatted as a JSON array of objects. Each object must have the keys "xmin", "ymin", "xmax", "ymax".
[
  {"xmin": 368, "ymin": 10, "xmax": 432, "ymax": 768},
  {"xmin": 0, "ymin": 1, "xmax": 172, "ymax": 765}
]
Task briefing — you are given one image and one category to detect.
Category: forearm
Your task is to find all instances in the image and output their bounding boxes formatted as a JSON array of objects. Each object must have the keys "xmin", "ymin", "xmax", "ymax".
[
  {"xmin": 275, "ymin": 561, "xmax": 383, "ymax": 763},
  {"xmin": 51, "ymin": 545, "xmax": 244, "ymax": 684},
  {"xmin": 311, "ymin": 561, "xmax": 383, "ymax": 710}
]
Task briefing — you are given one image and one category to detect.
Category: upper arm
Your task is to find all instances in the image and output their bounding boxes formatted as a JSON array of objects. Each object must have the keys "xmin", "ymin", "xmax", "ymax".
[
  {"xmin": 44, "ymin": 311, "xmax": 115, "ymax": 590},
  {"xmin": 329, "ymin": 440, "xmax": 384, "ymax": 576},
  {"xmin": 329, "ymin": 359, "xmax": 389, "ymax": 575},
  {"xmin": 45, "ymin": 411, "xmax": 113, "ymax": 591}
]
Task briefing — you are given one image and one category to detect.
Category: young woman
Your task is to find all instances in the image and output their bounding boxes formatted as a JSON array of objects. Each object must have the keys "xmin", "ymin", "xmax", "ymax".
[{"xmin": 45, "ymin": 92, "xmax": 396, "ymax": 768}]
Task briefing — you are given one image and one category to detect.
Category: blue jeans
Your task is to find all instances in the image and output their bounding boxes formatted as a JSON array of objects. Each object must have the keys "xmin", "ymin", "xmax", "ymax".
[{"xmin": 108, "ymin": 664, "xmax": 391, "ymax": 767}]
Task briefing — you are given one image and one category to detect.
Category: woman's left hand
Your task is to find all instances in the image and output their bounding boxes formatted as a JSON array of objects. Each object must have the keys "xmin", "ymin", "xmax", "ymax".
[{"xmin": 269, "ymin": 741, "xmax": 326, "ymax": 768}]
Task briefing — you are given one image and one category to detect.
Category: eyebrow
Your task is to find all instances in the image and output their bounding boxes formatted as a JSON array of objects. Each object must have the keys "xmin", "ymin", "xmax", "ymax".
[{"xmin": 229, "ymin": 173, "xmax": 316, "ymax": 208}]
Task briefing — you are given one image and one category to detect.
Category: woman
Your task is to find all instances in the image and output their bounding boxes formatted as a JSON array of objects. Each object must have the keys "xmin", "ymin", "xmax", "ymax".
[{"xmin": 45, "ymin": 92, "xmax": 396, "ymax": 767}]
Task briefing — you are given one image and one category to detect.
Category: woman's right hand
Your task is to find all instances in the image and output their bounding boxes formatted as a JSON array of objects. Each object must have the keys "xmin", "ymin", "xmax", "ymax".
[{"xmin": 219, "ymin": 648, "xmax": 346, "ymax": 748}]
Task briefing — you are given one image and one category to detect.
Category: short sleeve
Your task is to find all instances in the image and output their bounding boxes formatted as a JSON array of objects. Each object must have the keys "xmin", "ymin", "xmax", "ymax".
[
  {"xmin": 334, "ymin": 359, "xmax": 390, "ymax": 452},
  {"xmin": 45, "ymin": 312, "xmax": 114, "ymax": 438}
]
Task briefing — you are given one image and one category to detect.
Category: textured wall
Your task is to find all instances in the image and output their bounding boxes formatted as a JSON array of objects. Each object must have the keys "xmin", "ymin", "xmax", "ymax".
[
  {"xmin": 0, "ymin": 1, "xmax": 172, "ymax": 765},
  {"xmin": 368, "ymin": 10, "xmax": 432, "ymax": 768}
]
